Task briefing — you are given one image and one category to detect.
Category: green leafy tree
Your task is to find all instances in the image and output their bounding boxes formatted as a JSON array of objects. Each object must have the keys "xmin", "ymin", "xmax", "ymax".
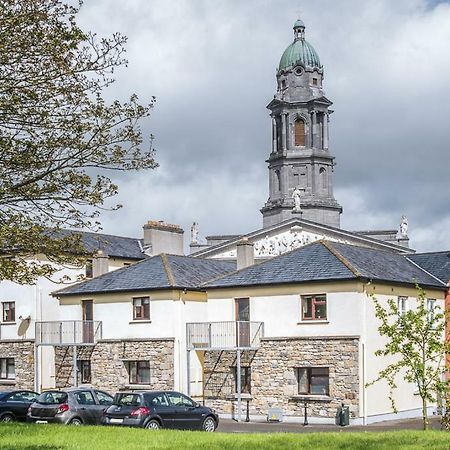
[
  {"xmin": 0, "ymin": 0, "xmax": 157, "ymax": 282},
  {"xmin": 369, "ymin": 286, "xmax": 449, "ymax": 430}
]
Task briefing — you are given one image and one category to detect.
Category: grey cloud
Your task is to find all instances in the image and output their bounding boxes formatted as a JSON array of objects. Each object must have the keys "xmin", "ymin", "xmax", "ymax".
[{"xmin": 77, "ymin": 0, "xmax": 450, "ymax": 251}]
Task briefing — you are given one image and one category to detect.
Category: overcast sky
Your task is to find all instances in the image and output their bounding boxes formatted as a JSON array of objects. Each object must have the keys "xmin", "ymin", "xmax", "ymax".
[{"xmin": 77, "ymin": 0, "xmax": 450, "ymax": 252}]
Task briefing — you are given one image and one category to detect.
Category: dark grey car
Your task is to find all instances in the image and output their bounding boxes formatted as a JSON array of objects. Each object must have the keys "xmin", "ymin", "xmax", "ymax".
[
  {"xmin": 27, "ymin": 388, "xmax": 113, "ymax": 425},
  {"xmin": 103, "ymin": 391, "xmax": 218, "ymax": 431},
  {"xmin": 0, "ymin": 390, "xmax": 39, "ymax": 422}
]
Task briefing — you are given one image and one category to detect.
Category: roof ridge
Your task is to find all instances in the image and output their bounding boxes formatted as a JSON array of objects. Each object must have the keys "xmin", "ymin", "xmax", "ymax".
[
  {"xmin": 320, "ymin": 241, "xmax": 362, "ymax": 278},
  {"xmin": 410, "ymin": 250, "xmax": 450, "ymax": 256},
  {"xmin": 201, "ymin": 239, "xmax": 325, "ymax": 287},
  {"xmin": 52, "ymin": 255, "xmax": 154, "ymax": 296},
  {"xmin": 67, "ymin": 228, "xmax": 142, "ymax": 241},
  {"xmin": 161, "ymin": 254, "xmax": 176, "ymax": 286},
  {"xmin": 405, "ymin": 257, "xmax": 448, "ymax": 287}
]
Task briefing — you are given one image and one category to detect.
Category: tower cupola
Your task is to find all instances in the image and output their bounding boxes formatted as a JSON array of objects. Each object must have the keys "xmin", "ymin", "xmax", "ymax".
[{"xmin": 279, "ymin": 20, "xmax": 321, "ymax": 72}]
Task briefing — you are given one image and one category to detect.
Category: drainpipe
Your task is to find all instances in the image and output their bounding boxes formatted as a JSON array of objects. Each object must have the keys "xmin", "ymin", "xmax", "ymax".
[
  {"xmin": 236, "ymin": 349, "xmax": 241, "ymax": 422},
  {"xmin": 362, "ymin": 282, "xmax": 370, "ymax": 426},
  {"xmin": 446, "ymin": 282, "xmax": 450, "ymax": 382}
]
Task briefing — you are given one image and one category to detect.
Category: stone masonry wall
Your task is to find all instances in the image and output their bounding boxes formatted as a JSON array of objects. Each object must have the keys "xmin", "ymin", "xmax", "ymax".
[
  {"xmin": 203, "ymin": 337, "xmax": 359, "ymax": 419},
  {"xmin": 0, "ymin": 340, "xmax": 34, "ymax": 391},
  {"xmin": 55, "ymin": 338, "xmax": 174, "ymax": 393}
]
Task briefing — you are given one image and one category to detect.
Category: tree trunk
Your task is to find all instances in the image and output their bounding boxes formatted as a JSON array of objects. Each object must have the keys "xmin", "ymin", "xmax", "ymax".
[{"xmin": 422, "ymin": 396, "xmax": 429, "ymax": 430}]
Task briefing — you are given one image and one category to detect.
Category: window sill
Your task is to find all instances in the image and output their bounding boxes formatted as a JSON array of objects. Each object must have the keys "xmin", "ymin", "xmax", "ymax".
[
  {"xmin": 0, "ymin": 379, "xmax": 16, "ymax": 385},
  {"xmin": 290, "ymin": 395, "xmax": 331, "ymax": 403},
  {"xmin": 226, "ymin": 393, "xmax": 253, "ymax": 401},
  {"xmin": 1, "ymin": 322, "xmax": 16, "ymax": 326},
  {"xmin": 129, "ymin": 320, "xmax": 152, "ymax": 324},
  {"xmin": 125, "ymin": 384, "xmax": 152, "ymax": 390},
  {"xmin": 297, "ymin": 320, "xmax": 329, "ymax": 325}
]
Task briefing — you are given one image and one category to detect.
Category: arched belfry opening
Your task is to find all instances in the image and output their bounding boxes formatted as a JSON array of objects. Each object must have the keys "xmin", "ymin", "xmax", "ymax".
[{"xmin": 294, "ymin": 118, "xmax": 306, "ymax": 147}]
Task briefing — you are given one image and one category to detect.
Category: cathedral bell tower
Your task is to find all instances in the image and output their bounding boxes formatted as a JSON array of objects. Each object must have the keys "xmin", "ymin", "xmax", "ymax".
[{"xmin": 261, "ymin": 19, "xmax": 342, "ymax": 228}]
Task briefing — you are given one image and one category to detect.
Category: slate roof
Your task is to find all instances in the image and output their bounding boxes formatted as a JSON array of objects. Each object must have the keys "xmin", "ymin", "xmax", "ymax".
[
  {"xmin": 59, "ymin": 229, "xmax": 145, "ymax": 260},
  {"xmin": 54, "ymin": 255, "xmax": 236, "ymax": 296},
  {"xmin": 407, "ymin": 251, "xmax": 450, "ymax": 284},
  {"xmin": 204, "ymin": 241, "xmax": 446, "ymax": 290}
]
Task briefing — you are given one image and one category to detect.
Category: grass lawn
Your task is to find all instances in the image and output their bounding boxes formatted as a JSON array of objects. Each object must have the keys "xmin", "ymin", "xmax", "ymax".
[{"xmin": 0, "ymin": 423, "xmax": 449, "ymax": 450}]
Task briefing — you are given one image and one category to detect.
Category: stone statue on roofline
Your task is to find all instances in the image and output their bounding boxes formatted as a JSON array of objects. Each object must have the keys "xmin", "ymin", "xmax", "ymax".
[
  {"xmin": 191, "ymin": 221, "xmax": 199, "ymax": 244},
  {"xmin": 292, "ymin": 186, "xmax": 303, "ymax": 213},
  {"xmin": 399, "ymin": 215, "xmax": 408, "ymax": 236}
]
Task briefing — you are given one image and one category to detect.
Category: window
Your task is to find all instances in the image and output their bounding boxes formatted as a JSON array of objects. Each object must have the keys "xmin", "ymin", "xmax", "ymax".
[
  {"xmin": 74, "ymin": 390, "xmax": 95, "ymax": 405},
  {"xmin": 297, "ymin": 367, "xmax": 329, "ymax": 395},
  {"xmin": 77, "ymin": 360, "xmax": 91, "ymax": 384},
  {"xmin": 275, "ymin": 170, "xmax": 281, "ymax": 191},
  {"xmin": 312, "ymin": 77, "xmax": 318, "ymax": 86},
  {"xmin": 234, "ymin": 366, "xmax": 251, "ymax": 394},
  {"xmin": 148, "ymin": 393, "xmax": 169, "ymax": 407},
  {"xmin": 95, "ymin": 390, "xmax": 113, "ymax": 406},
  {"xmin": 85, "ymin": 259, "xmax": 93, "ymax": 279},
  {"xmin": 7, "ymin": 391, "xmax": 38, "ymax": 402},
  {"xmin": 166, "ymin": 392, "xmax": 195, "ymax": 408},
  {"xmin": 126, "ymin": 360, "xmax": 150, "ymax": 384},
  {"xmin": 302, "ymin": 295, "xmax": 327, "ymax": 320},
  {"xmin": 133, "ymin": 297, "xmax": 150, "ymax": 320},
  {"xmin": 397, "ymin": 296, "xmax": 408, "ymax": 316},
  {"xmin": 0, "ymin": 358, "xmax": 15, "ymax": 380},
  {"xmin": 319, "ymin": 167, "xmax": 327, "ymax": 189},
  {"xmin": 427, "ymin": 299, "xmax": 436, "ymax": 322},
  {"xmin": 114, "ymin": 393, "xmax": 142, "ymax": 406},
  {"xmin": 2, "ymin": 302, "xmax": 15, "ymax": 322},
  {"xmin": 294, "ymin": 118, "xmax": 306, "ymax": 146}
]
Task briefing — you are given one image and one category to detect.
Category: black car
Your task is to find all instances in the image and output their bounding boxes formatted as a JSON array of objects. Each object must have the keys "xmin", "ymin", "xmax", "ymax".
[
  {"xmin": 103, "ymin": 391, "xmax": 218, "ymax": 431},
  {"xmin": 0, "ymin": 390, "xmax": 39, "ymax": 422},
  {"xmin": 27, "ymin": 388, "xmax": 114, "ymax": 425}
]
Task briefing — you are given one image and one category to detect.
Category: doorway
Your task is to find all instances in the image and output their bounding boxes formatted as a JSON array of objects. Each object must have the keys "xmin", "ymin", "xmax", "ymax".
[
  {"xmin": 235, "ymin": 298, "xmax": 250, "ymax": 347},
  {"xmin": 82, "ymin": 300, "xmax": 94, "ymax": 343}
]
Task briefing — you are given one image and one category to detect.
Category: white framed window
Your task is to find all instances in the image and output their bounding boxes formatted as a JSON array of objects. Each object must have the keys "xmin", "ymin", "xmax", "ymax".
[
  {"xmin": 427, "ymin": 299, "xmax": 436, "ymax": 322},
  {"xmin": 2, "ymin": 302, "xmax": 15, "ymax": 322},
  {"xmin": 133, "ymin": 297, "xmax": 150, "ymax": 320},
  {"xmin": 126, "ymin": 360, "xmax": 150, "ymax": 384},
  {"xmin": 0, "ymin": 358, "xmax": 15, "ymax": 380},
  {"xmin": 397, "ymin": 296, "xmax": 408, "ymax": 316}
]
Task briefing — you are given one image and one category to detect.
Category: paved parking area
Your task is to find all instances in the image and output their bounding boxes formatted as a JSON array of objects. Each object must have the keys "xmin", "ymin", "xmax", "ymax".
[{"xmin": 216, "ymin": 416, "xmax": 442, "ymax": 433}]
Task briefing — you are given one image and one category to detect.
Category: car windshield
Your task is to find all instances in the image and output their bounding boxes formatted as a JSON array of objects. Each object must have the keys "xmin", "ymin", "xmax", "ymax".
[
  {"xmin": 37, "ymin": 391, "xmax": 68, "ymax": 405},
  {"xmin": 113, "ymin": 393, "xmax": 142, "ymax": 407}
]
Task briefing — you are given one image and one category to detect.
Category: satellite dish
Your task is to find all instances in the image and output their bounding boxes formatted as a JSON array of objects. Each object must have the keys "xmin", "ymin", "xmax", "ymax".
[{"xmin": 17, "ymin": 316, "xmax": 31, "ymax": 337}]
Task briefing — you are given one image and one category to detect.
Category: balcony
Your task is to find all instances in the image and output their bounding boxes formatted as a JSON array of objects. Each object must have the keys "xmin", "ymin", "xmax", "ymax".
[
  {"xmin": 35, "ymin": 320, "xmax": 102, "ymax": 346},
  {"xmin": 186, "ymin": 321, "xmax": 263, "ymax": 350}
]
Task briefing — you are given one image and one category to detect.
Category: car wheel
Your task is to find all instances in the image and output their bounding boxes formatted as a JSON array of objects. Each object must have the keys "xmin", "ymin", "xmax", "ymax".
[
  {"xmin": 202, "ymin": 416, "xmax": 216, "ymax": 432},
  {"xmin": 1, "ymin": 413, "xmax": 14, "ymax": 423},
  {"xmin": 145, "ymin": 419, "xmax": 161, "ymax": 430},
  {"xmin": 69, "ymin": 417, "xmax": 83, "ymax": 426}
]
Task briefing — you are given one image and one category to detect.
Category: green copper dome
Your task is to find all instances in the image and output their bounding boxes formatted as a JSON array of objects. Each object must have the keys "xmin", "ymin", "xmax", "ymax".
[{"xmin": 279, "ymin": 20, "xmax": 321, "ymax": 71}]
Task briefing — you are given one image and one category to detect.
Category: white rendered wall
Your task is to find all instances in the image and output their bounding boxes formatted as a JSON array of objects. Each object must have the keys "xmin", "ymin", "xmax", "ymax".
[{"xmin": 363, "ymin": 289, "xmax": 445, "ymax": 421}]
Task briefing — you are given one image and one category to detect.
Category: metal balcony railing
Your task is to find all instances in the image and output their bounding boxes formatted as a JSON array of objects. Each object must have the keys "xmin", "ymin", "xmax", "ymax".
[
  {"xmin": 35, "ymin": 320, "xmax": 102, "ymax": 346},
  {"xmin": 186, "ymin": 321, "xmax": 263, "ymax": 350}
]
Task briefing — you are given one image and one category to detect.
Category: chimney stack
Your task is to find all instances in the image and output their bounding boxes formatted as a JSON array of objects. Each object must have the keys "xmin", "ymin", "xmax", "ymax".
[
  {"xmin": 92, "ymin": 250, "xmax": 109, "ymax": 277},
  {"xmin": 236, "ymin": 238, "xmax": 255, "ymax": 270},
  {"xmin": 143, "ymin": 220, "xmax": 184, "ymax": 256}
]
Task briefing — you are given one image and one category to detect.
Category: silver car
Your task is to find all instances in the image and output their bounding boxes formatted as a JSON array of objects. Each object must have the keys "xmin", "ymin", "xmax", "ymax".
[{"xmin": 27, "ymin": 388, "xmax": 113, "ymax": 425}]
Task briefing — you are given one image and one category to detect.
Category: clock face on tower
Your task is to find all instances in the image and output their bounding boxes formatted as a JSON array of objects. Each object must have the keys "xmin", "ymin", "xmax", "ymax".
[{"xmin": 294, "ymin": 66, "xmax": 304, "ymax": 76}]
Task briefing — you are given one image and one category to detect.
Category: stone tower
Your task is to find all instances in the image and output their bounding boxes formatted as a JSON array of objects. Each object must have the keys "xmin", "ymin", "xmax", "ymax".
[{"xmin": 261, "ymin": 19, "xmax": 342, "ymax": 228}]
